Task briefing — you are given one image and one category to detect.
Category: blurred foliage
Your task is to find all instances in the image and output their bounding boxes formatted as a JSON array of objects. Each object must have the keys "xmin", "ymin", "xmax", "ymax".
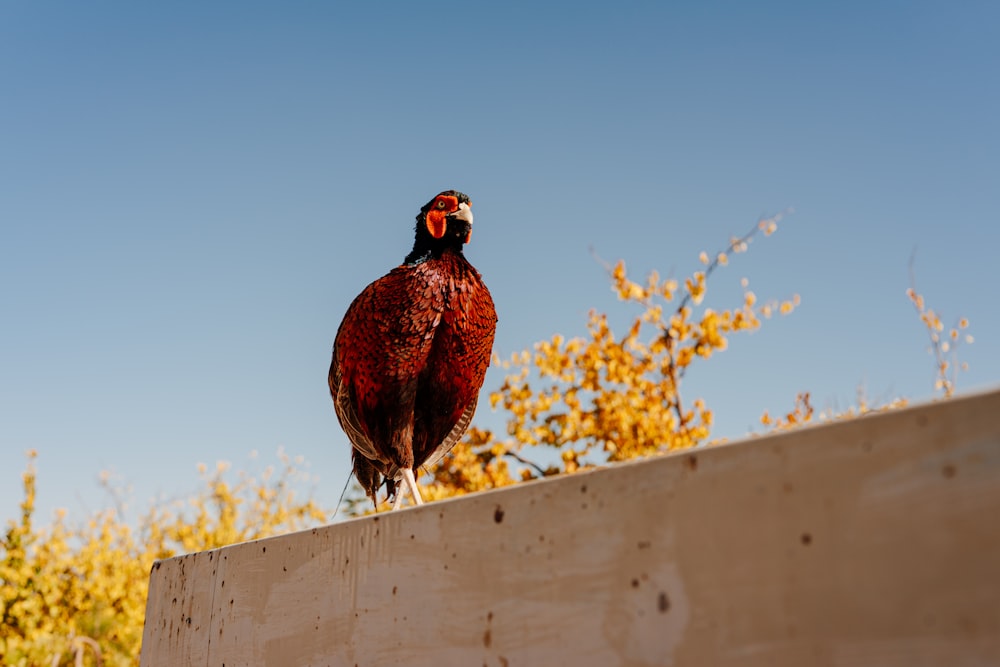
[
  {"xmin": 907, "ymin": 253, "xmax": 973, "ymax": 399},
  {"xmin": 1, "ymin": 450, "xmax": 326, "ymax": 666},
  {"xmin": 362, "ymin": 215, "xmax": 972, "ymax": 509},
  {"xmin": 2, "ymin": 215, "xmax": 974, "ymax": 664},
  {"xmin": 419, "ymin": 214, "xmax": 802, "ymax": 502}
]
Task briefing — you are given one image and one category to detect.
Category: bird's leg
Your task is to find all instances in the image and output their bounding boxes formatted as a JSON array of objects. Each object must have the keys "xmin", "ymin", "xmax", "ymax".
[
  {"xmin": 401, "ymin": 468, "xmax": 424, "ymax": 507},
  {"xmin": 386, "ymin": 469, "xmax": 424, "ymax": 510}
]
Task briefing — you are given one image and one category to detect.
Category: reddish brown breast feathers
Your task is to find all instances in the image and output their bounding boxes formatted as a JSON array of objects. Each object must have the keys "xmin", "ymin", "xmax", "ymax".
[{"xmin": 332, "ymin": 250, "xmax": 496, "ymax": 475}]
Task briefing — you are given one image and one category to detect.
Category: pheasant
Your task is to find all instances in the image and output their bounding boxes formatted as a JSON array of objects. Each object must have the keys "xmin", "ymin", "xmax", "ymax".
[{"xmin": 329, "ymin": 191, "xmax": 497, "ymax": 509}]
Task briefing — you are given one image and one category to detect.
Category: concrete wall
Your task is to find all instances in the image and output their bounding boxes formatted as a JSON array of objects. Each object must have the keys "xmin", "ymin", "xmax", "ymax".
[{"xmin": 140, "ymin": 389, "xmax": 1000, "ymax": 667}]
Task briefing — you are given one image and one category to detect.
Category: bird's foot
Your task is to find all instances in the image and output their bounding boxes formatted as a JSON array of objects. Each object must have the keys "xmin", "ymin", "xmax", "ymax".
[
  {"xmin": 401, "ymin": 468, "xmax": 424, "ymax": 506},
  {"xmin": 387, "ymin": 468, "xmax": 424, "ymax": 510}
]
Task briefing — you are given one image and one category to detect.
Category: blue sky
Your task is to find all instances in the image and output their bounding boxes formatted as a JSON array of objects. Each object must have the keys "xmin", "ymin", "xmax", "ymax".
[{"xmin": 2, "ymin": 2, "xmax": 998, "ymax": 525}]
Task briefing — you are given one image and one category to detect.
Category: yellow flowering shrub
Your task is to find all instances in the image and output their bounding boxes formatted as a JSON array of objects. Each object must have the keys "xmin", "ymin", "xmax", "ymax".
[
  {"xmin": 1, "ymin": 450, "xmax": 328, "ymax": 667},
  {"xmin": 417, "ymin": 217, "xmax": 973, "ymax": 502},
  {"xmin": 420, "ymin": 214, "xmax": 801, "ymax": 500}
]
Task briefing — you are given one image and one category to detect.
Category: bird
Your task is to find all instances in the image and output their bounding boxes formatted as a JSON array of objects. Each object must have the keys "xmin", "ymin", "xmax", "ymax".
[{"xmin": 328, "ymin": 190, "xmax": 497, "ymax": 510}]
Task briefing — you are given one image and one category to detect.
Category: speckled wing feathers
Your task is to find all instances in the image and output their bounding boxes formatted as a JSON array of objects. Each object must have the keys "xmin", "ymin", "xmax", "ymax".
[
  {"xmin": 420, "ymin": 396, "xmax": 478, "ymax": 472},
  {"xmin": 328, "ymin": 358, "xmax": 380, "ymax": 463}
]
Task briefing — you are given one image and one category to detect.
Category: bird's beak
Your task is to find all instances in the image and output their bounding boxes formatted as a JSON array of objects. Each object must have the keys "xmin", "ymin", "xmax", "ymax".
[
  {"xmin": 448, "ymin": 202, "xmax": 473, "ymax": 226},
  {"xmin": 447, "ymin": 202, "xmax": 474, "ymax": 243}
]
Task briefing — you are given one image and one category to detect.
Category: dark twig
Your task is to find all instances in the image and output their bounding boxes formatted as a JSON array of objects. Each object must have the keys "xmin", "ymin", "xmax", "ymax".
[{"xmin": 502, "ymin": 449, "xmax": 550, "ymax": 478}]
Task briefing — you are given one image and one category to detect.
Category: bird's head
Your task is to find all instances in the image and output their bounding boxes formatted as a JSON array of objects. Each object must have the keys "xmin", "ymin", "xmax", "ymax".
[
  {"xmin": 405, "ymin": 190, "xmax": 474, "ymax": 265},
  {"xmin": 417, "ymin": 190, "xmax": 473, "ymax": 244}
]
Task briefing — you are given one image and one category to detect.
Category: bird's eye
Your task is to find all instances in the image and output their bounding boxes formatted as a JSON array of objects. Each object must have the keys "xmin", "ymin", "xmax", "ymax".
[{"xmin": 436, "ymin": 200, "xmax": 447, "ymax": 209}]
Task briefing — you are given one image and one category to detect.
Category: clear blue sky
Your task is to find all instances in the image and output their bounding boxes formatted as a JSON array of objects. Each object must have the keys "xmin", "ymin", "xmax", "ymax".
[{"xmin": 2, "ymin": 2, "xmax": 998, "ymax": 525}]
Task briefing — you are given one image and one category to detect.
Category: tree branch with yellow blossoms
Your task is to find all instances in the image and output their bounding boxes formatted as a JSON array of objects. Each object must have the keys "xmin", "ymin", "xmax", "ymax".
[
  {"xmin": 757, "ymin": 252, "xmax": 974, "ymax": 433},
  {"xmin": 907, "ymin": 251, "xmax": 972, "ymax": 399},
  {"xmin": 418, "ymin": 213, "xmax": 800, "ymax": 502}
]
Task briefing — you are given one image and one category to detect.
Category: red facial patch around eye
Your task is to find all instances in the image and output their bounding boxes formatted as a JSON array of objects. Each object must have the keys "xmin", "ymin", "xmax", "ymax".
[
  {"xmin": 425, "ymin": 195, "xmax": 458, "ymax": 238},
  {"xmin": 436, "ymin": 195, "xmax": 458, "ymax": 211}
]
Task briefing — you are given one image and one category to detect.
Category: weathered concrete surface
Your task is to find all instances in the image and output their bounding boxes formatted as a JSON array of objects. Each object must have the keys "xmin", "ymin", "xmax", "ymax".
[{"xmin": 141, "ymin": 389, "xmax": 1000, "ymax": 667}]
